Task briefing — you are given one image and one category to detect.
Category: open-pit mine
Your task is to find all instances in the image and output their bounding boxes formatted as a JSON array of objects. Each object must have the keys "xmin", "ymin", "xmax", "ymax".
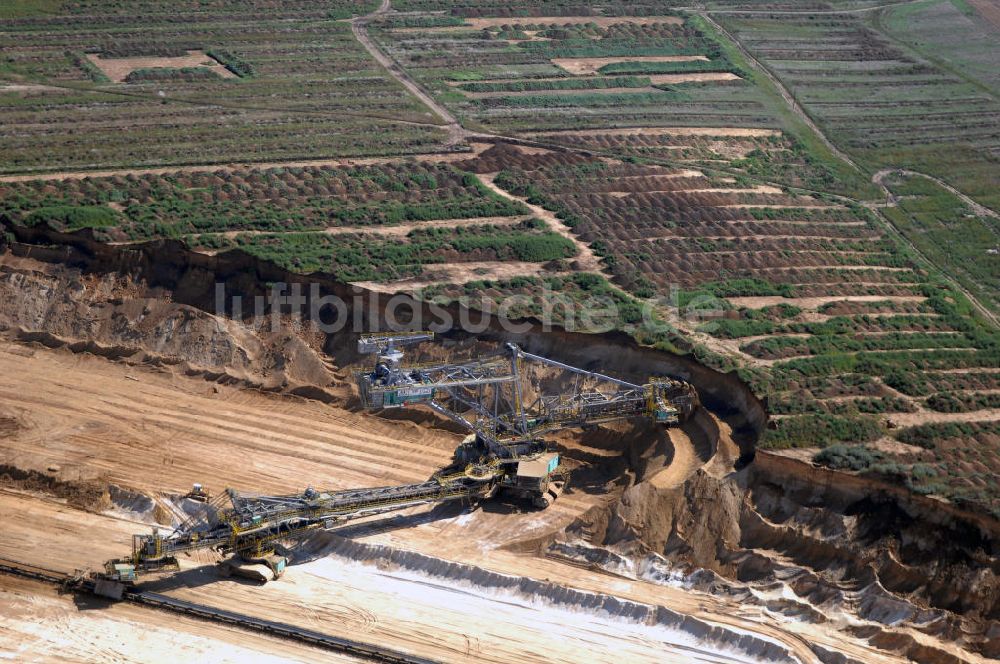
[
  {"xmin": 2, "ymin": 1, "xmax": 998, "ymax": 663},
  {"xmin": 0, "ymin": 228, "xmax": 996, "ymax": 664}
]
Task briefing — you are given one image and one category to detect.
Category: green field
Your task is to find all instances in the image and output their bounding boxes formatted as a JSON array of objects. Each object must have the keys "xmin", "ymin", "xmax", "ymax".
[
  {"xmin": 0, "ymin": 1, "xmax": 444, "ymax": 173},
  {"xmin": 716, "ymin": 9, "xmax": 1000, "ymax": 209}
]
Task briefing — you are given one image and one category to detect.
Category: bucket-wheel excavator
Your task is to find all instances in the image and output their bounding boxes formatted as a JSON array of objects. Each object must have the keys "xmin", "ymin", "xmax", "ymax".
[{"xmin": 102, "ymin": 334, "xmax": 698, "ymax": 586}]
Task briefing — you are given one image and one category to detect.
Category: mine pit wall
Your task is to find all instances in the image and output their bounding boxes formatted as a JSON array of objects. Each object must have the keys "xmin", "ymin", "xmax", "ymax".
[
  {"xmin": 1, "ymin": 223, "xmax": 768, "ymax": 452},
  {"xmin": 5, "ymin": 227, "xmax": 1000, "ymax": 638}
]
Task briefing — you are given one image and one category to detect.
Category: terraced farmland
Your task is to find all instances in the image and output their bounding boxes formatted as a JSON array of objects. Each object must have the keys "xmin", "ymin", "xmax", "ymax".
[
  {"xmin": 370, "ymin": 14, "xmax": 766, "ymax": 134},
  {"xmin": 716, "ymin": 9, "xmax": 1000, "ymax": 209},
  {"xmin": 0, "ymin": 160, "xmax": 590, "ymax": 283},
  {"xmin": 1, "ymin": 2, "xmax": 1000, "ymax": 661},
  {"xmin": 0, "ymin": 1, "xmax": 446, "ymax": 173},
  {"xmin": 461, "ymin": 146, "xmax": 1000, "ymax": 517},
  {"xmin": 371, "ymin": 11, "xmax": 873, "ymax": 198}
]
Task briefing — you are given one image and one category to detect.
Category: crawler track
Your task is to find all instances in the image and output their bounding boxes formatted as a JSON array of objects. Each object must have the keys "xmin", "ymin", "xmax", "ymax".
[{"xmin": 0, "ymin": 557, "xmax": 436, "ymax": 664}]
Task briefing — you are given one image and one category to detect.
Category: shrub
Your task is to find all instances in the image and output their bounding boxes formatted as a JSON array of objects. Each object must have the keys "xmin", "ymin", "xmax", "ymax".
[
  {"xmin": 814, "ymin": 444, "xmax": 883, "ymax": 471},
  {"xmin": 762, "ymin": 414, "xmax": 882, "ymax": 449},
  {"xmin": 68, "ymin": 51, "xmax": 110, "ymax": 83},
  {"xmin": 24, "ymin": 205, "xmax": 118, "ymax": 230},
  {"xmin": 207, "ymin": 48, "xmax": 254, "ymax": 78}
]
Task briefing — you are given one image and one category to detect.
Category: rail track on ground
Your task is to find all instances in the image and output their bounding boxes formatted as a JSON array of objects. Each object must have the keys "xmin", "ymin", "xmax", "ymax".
[{"xmin": 0, "ymin": 557, "xmax": 437, "ymax": 664}]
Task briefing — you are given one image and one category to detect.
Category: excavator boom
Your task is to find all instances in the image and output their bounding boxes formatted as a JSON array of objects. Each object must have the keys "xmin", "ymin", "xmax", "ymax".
[{"xmin": 103, "ymin": 336, "xmax": 698, "ymax": 586}]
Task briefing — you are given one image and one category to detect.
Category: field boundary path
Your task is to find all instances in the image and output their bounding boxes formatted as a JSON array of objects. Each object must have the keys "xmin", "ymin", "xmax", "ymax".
[
  {"xmin": 869, "ymin": 170, "xmax": 1000, "ymax": 329},
  {"xmin": 699, "ymin": 13, "xmax": 861, "ymax": 173},
  {"xmin": 352, "ymin": 0, "xmax": 467, "ymax": 144},
  {"xmin": 477, "ymin": 173, "xmax": 605, "ymax": 275},
  {"xmin": 873, "ymin": 168, "xmax": 1000, "ymax": 220}
]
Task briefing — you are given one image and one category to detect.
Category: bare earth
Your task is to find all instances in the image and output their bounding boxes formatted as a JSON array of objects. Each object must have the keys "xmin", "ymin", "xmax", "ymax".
[
  {"xmin": 0, "ymin": 340, "xmax": 933, "ymax": 664},
  {"xmin": 551, "ymin": 55, "xmax": 709, "ymax": 75},
  {"xmin": 85, "ymin": 51, "xmax": 237, "ymax": 83},
  {"xmin": 351, "ymin": 260, "xmax": 565, "ymax": 292},
  {"xmin": 459, "ymin": 74, "xmax": 739, "ymax": 98},
  {"xmin": 530, "ymin": 126, "xmax": 781, "ymax": 137},
  {"xmin": 968, "ymin": 0, "xmax": 1000, "ymax": 30},
  {"xmin": 463, "ymin": 16, "xmax": 685, "ymax": 28}
]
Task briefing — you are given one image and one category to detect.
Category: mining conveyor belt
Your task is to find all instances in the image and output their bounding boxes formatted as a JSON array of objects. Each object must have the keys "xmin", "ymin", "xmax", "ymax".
[{"xmin": 0, "ymin": 557, "xmax": 438, "ymax": 664}]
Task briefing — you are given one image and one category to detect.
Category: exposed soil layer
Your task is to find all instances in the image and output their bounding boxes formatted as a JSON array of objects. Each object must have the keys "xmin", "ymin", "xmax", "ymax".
[
  {"xmin": 577, "ymin": 440, "xmax": 1000, "ymax": 658},
  {"xmin": 1, "ymin": 227, "xmax": 997, "ymax": 662},
  {"xmin": 85, "ymin": 50, "xmax": 236, "ymax": 83}
]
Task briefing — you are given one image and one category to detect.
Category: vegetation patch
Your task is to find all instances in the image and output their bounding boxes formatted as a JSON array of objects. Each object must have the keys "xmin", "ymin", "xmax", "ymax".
[
  {"xmin": 206, "ymin": 48, "xmax": 255, "ymax": 78},
  {"xmin": 124, "ymin": 67, "xmax": 221, "ymax": 83},
  {"xmin": 762, "ymin": 414, "xmax": 882, "ymax": 449},
  {"xmin": 814, "ymin": 444, "xmax": 884, "ymax": 471},
  {"xmin": 23, "ymin": 205, "xmax": 119, "ymax": 231}
]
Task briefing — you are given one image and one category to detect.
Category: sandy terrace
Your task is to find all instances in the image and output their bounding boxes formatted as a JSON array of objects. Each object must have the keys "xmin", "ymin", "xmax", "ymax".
[
  {"xmin": 352, "ymin": 260, "xmax": 564, "ymax": 292},
  {"xmin": 530, "ymin": 126, "xmax": 782, "ymax": 138},
  {"xmin": 85, "ymin": 50, "xmax": 236, "ymax": 83},
  {"xmin": 466, "ymin": 16, "xmax": 684, "ymax": 28},
  {"xmin": 0, "ymin": 487, "xmax": 810, "ymax": 664},
  {"xmin": 551, "ymin": 55, "xmax": 709, "ymax": 75},
  {"xmin": 0, "ymin": 342, "xmax": 782, "ymax": 663},
  {"xmin": 0, "ymin": 341, "xmax": 604, "ymax": 548},
  {"xmin": 458, "ymin": 73, "xmax": 739, "ymax": 98},
  {"xmin": 0, "ymin": 573, "xmax": 360, "ymax": 664}
]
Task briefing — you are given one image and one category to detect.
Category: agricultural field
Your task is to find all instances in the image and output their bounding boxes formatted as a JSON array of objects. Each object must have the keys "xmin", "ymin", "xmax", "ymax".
[
  {"xmin": 370, "ymin": 14, "xmax": 762, "ymax": 134},
  {"xmin": 878, "ymin": 171, "xmax": 1000, "ymax": 314},
  {"xmin": 370, "ymin": 11, "xmax": 872, "ymax": 197},
  {"xmin": 455, "ymin": 147, "xmax": 1000, "ymax": 517},
  {"xmin": 0, "ymin": 160, "xmax": 587, "ymax": 283},
  {"xmin": 1, "ymin": 2, "xmax": 999, "ymax": 662},
  {"xmin": 0, "ymin": 1, "xmax": 446, "ymax": 173},
  {"xmin": 716, "ymin": 7, "xmax": 1000, "ymax": 210}
]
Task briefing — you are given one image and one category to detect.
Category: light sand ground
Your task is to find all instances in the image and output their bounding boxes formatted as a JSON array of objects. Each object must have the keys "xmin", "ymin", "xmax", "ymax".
[
  {"xmin": 551, "ymin": 55, "xmax": 708, "ymax": 75},
  {"xmin": 0, "ymin": 574, "xmax": 361, "ymax": 663},
  {"xmin": 530, "ymin": 126, "xmax": 781, "ymax": 137},
  {"xmin": 85, "ymin": 51, "xmax": 236, "ymax": 83},
  {"xmin": 0, "ymin": 341, "xmax": 959, "ymax": 664}
]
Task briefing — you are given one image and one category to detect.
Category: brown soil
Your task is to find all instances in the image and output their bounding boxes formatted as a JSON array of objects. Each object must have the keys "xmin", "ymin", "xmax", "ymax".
[
  {"xmin": 968, "ymin": 0, "xmax": 1000, "ymax": 30},
  {"xmin": 464, "ymin": 16, "xmax": 684, "ymax": 29},
  {"xmin": 551, "ymin": 55, "xmax": 708, "ymax": 75},
  {"xmin": 352, "ymin": 260, "xmax": 566, "ymax": 292},
  {"xmin": 1, "ymin": 230, "xmax": 995, "ymax": 663},
  {"xmin": 85, "ymin": 51, "xmax": 237, "ymax": 83},
  {"xmin": 530, "ymin": 126, "xmax": 781, "ymax": 137}
]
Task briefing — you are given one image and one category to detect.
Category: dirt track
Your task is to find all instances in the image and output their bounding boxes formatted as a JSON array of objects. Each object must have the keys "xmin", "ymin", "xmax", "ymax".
[{"xmin": 352, "ymin": 0, "xmax": 466, "ymax": 145}]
